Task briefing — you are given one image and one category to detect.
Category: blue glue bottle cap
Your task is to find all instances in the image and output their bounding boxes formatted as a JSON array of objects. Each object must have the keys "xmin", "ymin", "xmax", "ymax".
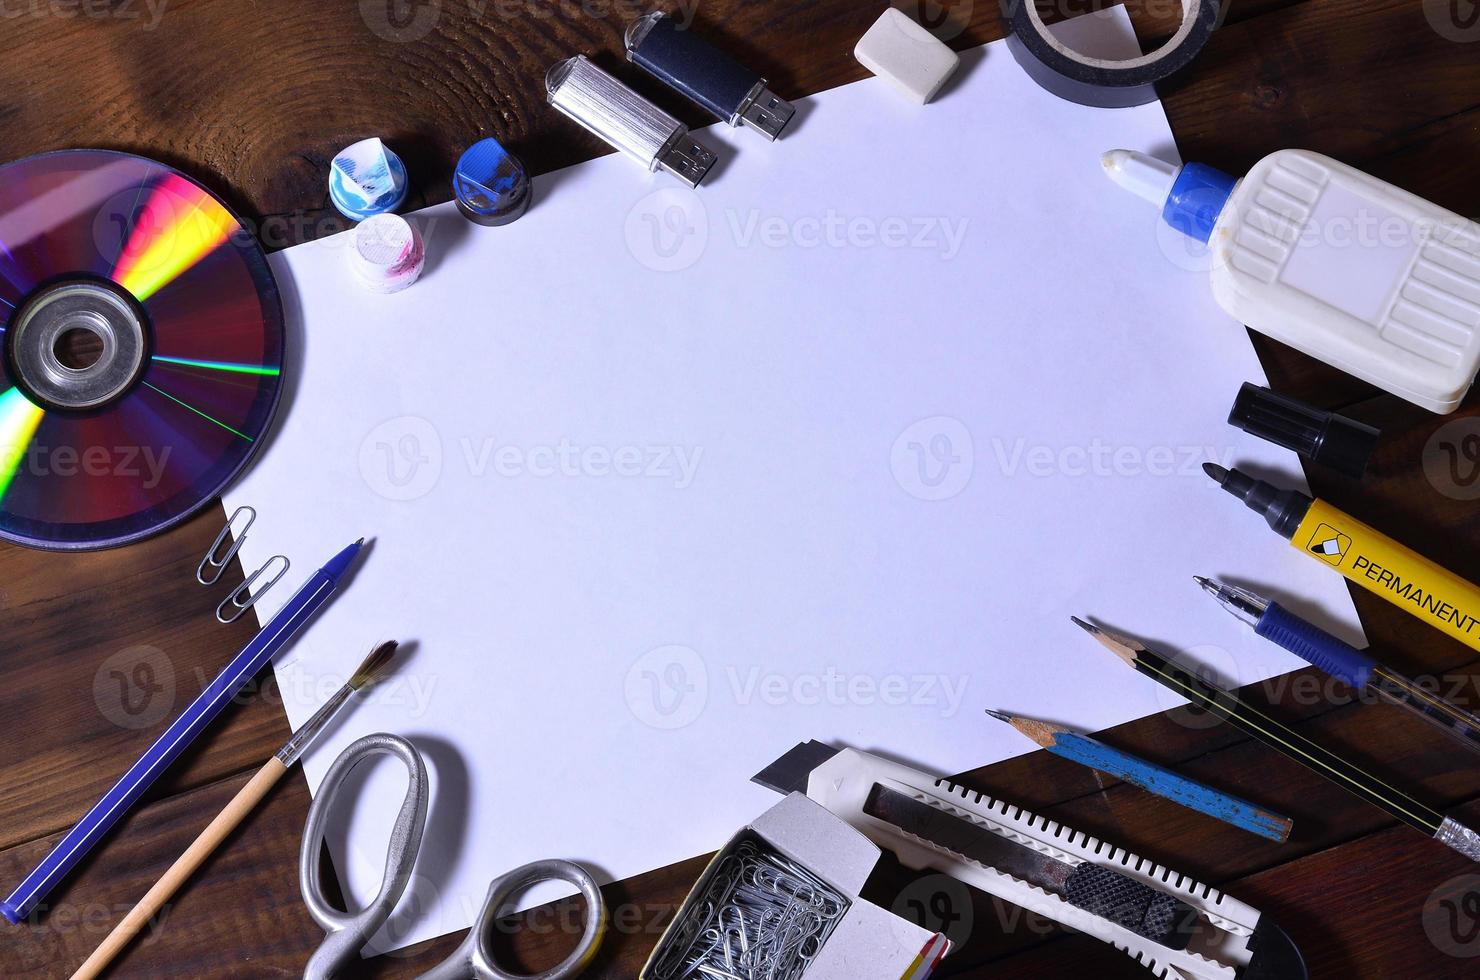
[
  {"xmin": 1163, "ymin": 163, "xmax": 1238, "ymax": 242},
  {"xmin": 454, "ymin": 137, "xmax": 531, "ymax": 226},
  {"xmin": 1101, "ymin": 150, "xmax": 1236, "ymax": 243}
]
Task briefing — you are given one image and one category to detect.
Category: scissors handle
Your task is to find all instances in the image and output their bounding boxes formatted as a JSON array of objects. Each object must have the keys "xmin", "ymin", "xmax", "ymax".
[
  {"xmin": 419, "ymin": 860, "xmax": 607, "ymax": 980},
  {"xmin": 301, "ymin": 733, "xmax": 430, "ymax": 980}
]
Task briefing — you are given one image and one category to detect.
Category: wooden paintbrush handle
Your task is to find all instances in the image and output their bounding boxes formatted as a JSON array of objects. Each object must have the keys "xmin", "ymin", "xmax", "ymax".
[{"xmin": 70, "ymin": 757, "xmax": 289, "ymax": 980}]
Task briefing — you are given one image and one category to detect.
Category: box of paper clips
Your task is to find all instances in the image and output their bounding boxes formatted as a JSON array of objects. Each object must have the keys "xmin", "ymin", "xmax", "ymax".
[{"xmin": 642, "ymin": 793, "xmax": 950, "ymax": 980}]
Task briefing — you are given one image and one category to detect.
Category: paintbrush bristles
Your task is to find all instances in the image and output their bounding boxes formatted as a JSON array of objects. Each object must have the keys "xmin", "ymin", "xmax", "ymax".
[
  {"xmin": 1071, "ymin": 616, "xmax": 1143, "ymax": 666},
  {"xmin": 276, "ymin": 641, "xmax": 400, "ymax": 768},
  {"xmin": 350, "ymin": 640, "xmax": 399, "ymax": 690}
]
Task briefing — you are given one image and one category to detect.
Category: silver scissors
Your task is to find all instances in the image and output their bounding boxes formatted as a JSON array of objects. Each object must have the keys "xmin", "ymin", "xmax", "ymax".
[{"xmin": 300, "ymin": 733, "xmax": 607, "ymax": 980}]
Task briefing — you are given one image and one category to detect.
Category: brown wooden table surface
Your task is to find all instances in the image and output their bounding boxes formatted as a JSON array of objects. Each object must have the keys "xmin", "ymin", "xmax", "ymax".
[{"xmin": 4, "ymin": 0, "xmax": 1480, "ymax": 976}]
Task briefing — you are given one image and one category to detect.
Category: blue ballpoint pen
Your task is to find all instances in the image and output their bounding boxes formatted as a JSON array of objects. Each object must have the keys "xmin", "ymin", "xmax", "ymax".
[
  {"xmin": 1, "ymin": 537, "xmax": 365, "ymax": 925},
  {"xmin": 1196, "ymin": 576, "xmax": 1480, "ymax": 757}
]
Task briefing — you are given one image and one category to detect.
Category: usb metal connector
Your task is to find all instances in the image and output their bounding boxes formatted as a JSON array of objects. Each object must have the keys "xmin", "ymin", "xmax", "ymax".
[
  {"xmin": 625, "ymin": 11, "xmax": 796, "ymax": 141},
  {"xmin": 737, "ymin": 83, "xmax": 795, "ymax": 140},
  {"xmin": 546, "ymin": 54, "xmax": 719, "ymax": 187},
  {"xmin": 656, "ymin": 131, "xmax": 718, "ymax": 186}
]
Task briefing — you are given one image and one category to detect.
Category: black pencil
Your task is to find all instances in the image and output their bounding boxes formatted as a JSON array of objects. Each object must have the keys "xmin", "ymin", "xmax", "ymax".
[{"xmin": 1072, "ymin": 616, "xmax": 1480, "ymax": 861}]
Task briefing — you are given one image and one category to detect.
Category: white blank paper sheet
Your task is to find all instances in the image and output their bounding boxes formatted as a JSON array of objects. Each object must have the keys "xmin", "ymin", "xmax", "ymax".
[{"xmin": 226, "ymin": 9, "xmax": 1363, "ymax": 954}]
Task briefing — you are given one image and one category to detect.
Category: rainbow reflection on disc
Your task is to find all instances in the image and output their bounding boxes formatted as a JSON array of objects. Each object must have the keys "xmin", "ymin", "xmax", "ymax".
[{"xmin": 0, "ymin": 150, "xmax": 284, "ymax": 550}]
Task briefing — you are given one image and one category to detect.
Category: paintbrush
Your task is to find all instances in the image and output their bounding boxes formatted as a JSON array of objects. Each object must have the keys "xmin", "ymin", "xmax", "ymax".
[
  {"xmin": 1073, "ymin": 616, "xmax": 1480, "ymax": 863},
  {"xmin": 985, "ymin": 708, "xmax": 1293, "ymax": 842},
  {"xmin": 70, "ymin": 641, "xmax": 400, "ymax": 980}
]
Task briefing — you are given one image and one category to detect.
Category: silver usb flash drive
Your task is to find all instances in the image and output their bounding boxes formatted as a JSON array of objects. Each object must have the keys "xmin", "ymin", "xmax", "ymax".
[{"xmin": 546, "ymin": 55, "xmax": 719, "ymax": 187}]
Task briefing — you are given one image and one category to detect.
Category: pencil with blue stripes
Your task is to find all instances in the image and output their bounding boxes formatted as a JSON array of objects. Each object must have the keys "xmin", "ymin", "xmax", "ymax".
[{"xmin": 986, "ymin": 708, "xmax": 1294, "ymax": 843}]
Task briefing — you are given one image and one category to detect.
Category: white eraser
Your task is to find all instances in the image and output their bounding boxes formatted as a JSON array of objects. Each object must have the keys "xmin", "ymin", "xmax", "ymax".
[{"xmin": 854, "ymin": 8, "xmax": 961, "ymax": 105}]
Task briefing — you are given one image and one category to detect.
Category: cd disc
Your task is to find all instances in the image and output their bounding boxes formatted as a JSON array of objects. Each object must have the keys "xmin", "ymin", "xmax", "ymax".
[{"xmin": 0, "ymin": 150, "xmax": 284, "ymax": 550}]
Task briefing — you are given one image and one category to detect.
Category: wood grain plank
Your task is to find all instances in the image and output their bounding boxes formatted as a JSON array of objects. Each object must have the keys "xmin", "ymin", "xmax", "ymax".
[
  {"xmin": 1, "ymin": 767, "xmax": 323, "ymax": 978},
  {"xmin": 1159, "ymin": 0, "xmax": 1480, "ymax": 178},
  {"xmin": 0, "ymin": 509, "xmax": 293, "ymax": 853}
]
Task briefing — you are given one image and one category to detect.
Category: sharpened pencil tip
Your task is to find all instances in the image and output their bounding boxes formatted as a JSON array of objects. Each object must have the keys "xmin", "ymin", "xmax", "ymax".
[
  {"xmin": 1073, "ymin": 617, "xmax": 1142, "ymax": 665},
  {"xmin": 1202, "ymin": 461, "xmax": 1229, "ymax": 484},
  {"xmin": 984, "ymin": 708, "xmax": 1013, "ymax": 723}
]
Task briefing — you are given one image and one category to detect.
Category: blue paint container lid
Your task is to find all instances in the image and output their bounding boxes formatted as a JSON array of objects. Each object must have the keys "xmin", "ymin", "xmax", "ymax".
[
  {"xmin": 454, "ymin": 137, "xmax": 531, "ymax": 226},
  {"xmin": 329, "ymin": 137, "xmax": 409, "ymax": 221}
]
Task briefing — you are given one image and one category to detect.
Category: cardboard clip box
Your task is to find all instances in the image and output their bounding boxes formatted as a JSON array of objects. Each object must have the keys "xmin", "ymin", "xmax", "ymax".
[{"xmin": 642, "ymin": 792, "xmax": 951, "ymax": 980}]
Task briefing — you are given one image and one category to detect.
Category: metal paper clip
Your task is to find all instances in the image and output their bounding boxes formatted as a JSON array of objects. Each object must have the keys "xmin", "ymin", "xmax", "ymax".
[
  {"xmin": 216, "ymin": 554, "xmax": 291, "ymax": 625},
  {"xmin": 650, "ymin": 837, "xmax": 846, "ymax": 980},
  {"xmin": 198, "ymin": 506, "xmax": 256, "ymax": 586}
]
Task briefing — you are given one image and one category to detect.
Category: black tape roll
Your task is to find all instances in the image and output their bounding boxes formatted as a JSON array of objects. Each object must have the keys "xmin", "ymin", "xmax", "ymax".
[{"xmin": 1000, "ymin": 0, "xmax": 1222, "ymax": 108}]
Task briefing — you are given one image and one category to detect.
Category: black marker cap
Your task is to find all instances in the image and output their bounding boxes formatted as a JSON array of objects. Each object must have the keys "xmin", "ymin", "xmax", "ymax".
[{"xmin": 1229, "ymin": 383, "xmax": 1380, "ymax": 480}]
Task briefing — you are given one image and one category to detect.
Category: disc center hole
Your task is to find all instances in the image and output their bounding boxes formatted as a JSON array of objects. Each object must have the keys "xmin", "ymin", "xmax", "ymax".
[{"xmin": 54, "ymin": 327, "xmax": 106, "ymax": 371}]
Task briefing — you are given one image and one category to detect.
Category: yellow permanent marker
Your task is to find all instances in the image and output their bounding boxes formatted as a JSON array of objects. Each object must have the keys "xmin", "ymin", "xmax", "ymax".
[{"xmin": 1204, "ymin": 463, "xmax": 1480, "ymax": 652}]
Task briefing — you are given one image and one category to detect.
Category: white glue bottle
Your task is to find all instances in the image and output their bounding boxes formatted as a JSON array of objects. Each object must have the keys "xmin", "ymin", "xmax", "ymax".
[{"xmin": 1105, "ymin": 148, "xmax": 1480, "ymax": 414}]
